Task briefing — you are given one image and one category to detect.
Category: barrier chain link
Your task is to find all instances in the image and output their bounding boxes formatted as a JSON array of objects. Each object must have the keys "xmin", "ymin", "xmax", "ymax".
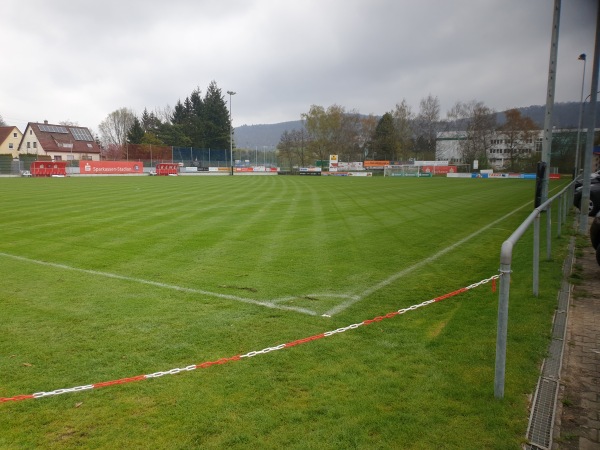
[{"xmin": 1, "ymin": 274, "xmax": 500, "ymax": 404}]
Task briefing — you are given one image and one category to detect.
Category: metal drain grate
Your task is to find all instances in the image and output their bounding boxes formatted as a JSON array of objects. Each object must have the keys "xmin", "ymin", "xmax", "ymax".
[
  {"xmin": 526, "ymin": 377, "xmax": 558, "ymax": 449},
  {"xmin": 553, "ymin": 309, "xmax": 567, "ymax": 340},
  {"xmin": 524, "ymin": 237, "xmax": 575, "ymax": 450},
  {"xmin": 542, "ymin": 339, "xmax": 563, "ymax": 379}
]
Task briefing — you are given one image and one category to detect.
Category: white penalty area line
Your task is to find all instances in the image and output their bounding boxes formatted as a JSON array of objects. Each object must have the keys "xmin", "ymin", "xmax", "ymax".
[
  {"xmin": 0, "ymin": 252, "xmax": 318, "ymax": 316},
  {"xmin": 0, "ymin": 194, "xmax": 555, "ymax": 319},
  {"xmin": 322, "ymin": 199, "xmax": 534, "ymax": 316}
]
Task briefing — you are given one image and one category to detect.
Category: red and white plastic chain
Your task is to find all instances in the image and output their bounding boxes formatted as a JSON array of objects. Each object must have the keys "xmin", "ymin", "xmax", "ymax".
[{"xmin": 1, "ymin": 274, "xmax": 501, "ymax": 403}]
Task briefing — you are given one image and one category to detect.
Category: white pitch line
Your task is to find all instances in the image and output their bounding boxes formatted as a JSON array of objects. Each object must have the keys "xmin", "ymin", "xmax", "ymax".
[
  {"xmin": 322, "ymin": 201, "xmax": 533, "ymax": 317},
  {"xmin": 0, "ymin": 194, "xmax": 557, "ymax": 319},
  {"xmin": 0, "ymin": 252, "xmax": 318, "ymax": 316},
  {"xmin": 270, "ymin": 293, "xmax": 359, "ymax": 304}
]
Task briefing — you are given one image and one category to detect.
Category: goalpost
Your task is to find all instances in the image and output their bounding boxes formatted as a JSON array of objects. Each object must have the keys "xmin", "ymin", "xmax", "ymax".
[{"xmin": 383, "ymin": 165, "xmax": 422, "ymax": 177}]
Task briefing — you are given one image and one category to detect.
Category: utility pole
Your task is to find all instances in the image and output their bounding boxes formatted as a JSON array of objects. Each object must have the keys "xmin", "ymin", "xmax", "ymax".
[
  {"xmin": 227, "ymin": 91, "xmax": 236, "ymax": 176},
  {"xmin": 540, "ymin": 0, "xmax": 561, "ymax": 204},
  {"xmin": 579, "ymin": 2, "xmax": 600, "ymax": 234}
]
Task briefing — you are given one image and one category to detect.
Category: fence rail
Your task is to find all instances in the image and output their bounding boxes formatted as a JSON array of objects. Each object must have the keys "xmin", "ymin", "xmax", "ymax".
[{"xmin": 494, "ymin": 180, "xmax": 576, "ymax": 399}]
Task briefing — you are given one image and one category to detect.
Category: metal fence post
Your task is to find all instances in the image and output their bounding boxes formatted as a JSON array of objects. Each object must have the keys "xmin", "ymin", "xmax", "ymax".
[
  {"xmin": 533, "ymin": 213, "xmax": 540, "ymax": 297},
  {"xmin": 546, "ymin": 204, "xmax": 552, "ymax": 260},
  {"xmin": 557, "ymin": 195, "xmax": 562, "ymax": 237},
  {"xmin": 495, "ymin": 249, "xmax": 512, "ymax": 399},
  {"xmin": 546, "ymin": 203, "xmax": 552, "ymax": 261}
]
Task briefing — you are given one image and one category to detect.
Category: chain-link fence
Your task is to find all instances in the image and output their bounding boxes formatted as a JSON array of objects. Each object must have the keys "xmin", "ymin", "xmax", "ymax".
[{"xmin": 0, "ymin": 156, "xmax": 29, "ymax": 175}]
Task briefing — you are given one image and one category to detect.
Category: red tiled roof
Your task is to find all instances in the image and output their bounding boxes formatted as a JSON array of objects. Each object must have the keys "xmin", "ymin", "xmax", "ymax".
[
  {"xmin": 0, "ymin": 126, "xmax": 17, "ymax": 145},
  {"xmin": 29, "ymin": 122, "xmax": 101, "ymax": 154}
]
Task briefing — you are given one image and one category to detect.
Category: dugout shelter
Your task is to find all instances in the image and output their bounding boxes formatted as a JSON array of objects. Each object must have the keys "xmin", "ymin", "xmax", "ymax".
[
  {"xmin": 155, "ymin": 163, "xmax": 179, "ymax": 176},
  {"xmin": 30, "ymin": 161, "xmax": 68, "ymax": 177}
]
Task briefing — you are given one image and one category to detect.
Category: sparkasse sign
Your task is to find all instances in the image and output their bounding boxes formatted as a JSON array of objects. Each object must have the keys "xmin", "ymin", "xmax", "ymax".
[{"xmin": 80, "ymin": 161, "xmax": 144, "ymax": 174}]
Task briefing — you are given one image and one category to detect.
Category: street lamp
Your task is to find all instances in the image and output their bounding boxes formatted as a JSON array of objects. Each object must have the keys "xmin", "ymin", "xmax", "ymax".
[
  {"xmin": 574, "ymin": 53, "xmax": 587, "ymax": 178},
  {"xmin": 227, "ymin": 90, "xmax": 236, "ymax": 175}
]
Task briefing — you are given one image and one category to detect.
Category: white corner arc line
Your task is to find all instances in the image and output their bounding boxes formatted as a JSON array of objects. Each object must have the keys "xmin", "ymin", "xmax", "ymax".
[{"xmin": 0, "ymin": 252, "xmax": 318, "ymax": 316}]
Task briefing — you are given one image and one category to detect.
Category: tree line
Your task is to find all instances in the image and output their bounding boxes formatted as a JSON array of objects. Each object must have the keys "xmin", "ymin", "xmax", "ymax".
[
  {"xmin": 98, "ymin": 81, "xmax": 232, "ymax": 159},
  {"xmin": 277, "ymin": 96, "xmax": 545, "ymax": 172}
]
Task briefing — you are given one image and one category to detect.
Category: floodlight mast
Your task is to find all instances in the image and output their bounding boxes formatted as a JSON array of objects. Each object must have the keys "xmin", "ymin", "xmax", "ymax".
[
  {"xmin": 574, "ymin": 54, "xmax": 587, "ymax": 179},
  {"xmin": 227, "ymin": 91, "xmax": 236, "ymax": 175},
  {"xmin": 539, "ymin": 0, "xmax": 561, "ymax": 204}
]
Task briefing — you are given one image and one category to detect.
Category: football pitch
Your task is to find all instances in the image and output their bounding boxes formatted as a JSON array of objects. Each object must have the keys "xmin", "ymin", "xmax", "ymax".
[{"xmin": 0, "ymin": 175, "xmax": 571, "ymax": 448}]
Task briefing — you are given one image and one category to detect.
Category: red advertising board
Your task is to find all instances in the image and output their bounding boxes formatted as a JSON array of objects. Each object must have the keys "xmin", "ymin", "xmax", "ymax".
[
  {"xmin": 364, "ymin": 160, "xmax": 390, "ymax": 168},
  {"xmin": 80, "ymin": 161, "xmax": 144, "ymax": 175},
  {"xmin": 420, "ymin": 165, "xmax": 457, "ymax": 174}
]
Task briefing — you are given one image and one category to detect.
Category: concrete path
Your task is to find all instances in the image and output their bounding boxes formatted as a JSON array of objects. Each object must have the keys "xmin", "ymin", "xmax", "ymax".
[{"xmin": 554, "ymin": 235, "xmax": 600, "ymax": 449}]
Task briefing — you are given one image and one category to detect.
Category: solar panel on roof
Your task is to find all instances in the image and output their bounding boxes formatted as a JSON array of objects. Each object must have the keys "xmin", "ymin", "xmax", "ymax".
[
  {"xmin": 70, "ymin": 128, "xmax": 94, "ymax": 141},
  {"xmin": 39, "ymin": 124, "xmax": 68, "ymax": 133}
]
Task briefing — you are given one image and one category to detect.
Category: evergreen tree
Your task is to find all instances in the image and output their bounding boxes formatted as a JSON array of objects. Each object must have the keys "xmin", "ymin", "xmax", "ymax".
[
  {"xmin": 190, "ymin": 88, "xmax": 203, "ymax": 117},
  {"xmin": 127, "ymin": 117, "xmax": 145, "ymax": 144},
  {"xmin": 184, "ymin": 88, "xmax": 205, "ymax": 148},
  {"xmin": 371, "ymin": 113, "xmax": 397, "ymax": 160},
  {"xmin": 172, "ymin": 100, "xmax": 188, "ymax": 125},
  {"xmin": 141, "ymin": 108, "xmax": 162, "ymax": 134},
  {"xmin": 136, "ymin": 81, "xmax": 230, "ymax": 151},
  {"xmin": 203, "ymin": 80, "xmax": 230, "ymax": 150},
  {"xmin": 157, "ymin": 123, "xmax": 193, "ymax": 147},
  {"xmin": 141, "ymin": 132, "xmax": 164, "ymax": 145}
]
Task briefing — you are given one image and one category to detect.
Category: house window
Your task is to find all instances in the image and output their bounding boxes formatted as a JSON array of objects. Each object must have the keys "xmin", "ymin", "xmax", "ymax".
[
  {"xmin": 54, "ymin": 156, "xmax": 62, "ymax": 161},
  {"xmin": 33, "ymin": 142, "xmax": 37, "ymax": 148},
  {"xmin": 27, "ymin": 142, "xmax": 30, "ymax": 149},
  {"xmin": 67, "ymin": 155, "xmax": 74, "ymax": 161},
  {"xmin": 30, "ymin": 130, "xmax": 32, "ymax": 135},
  {"xmin": 13, "ymin": 133, "xmax": 17, "ymax": 138},
  {"xmin": 9, "ymin": 143, "xmax": 13, "ymax": 149}
]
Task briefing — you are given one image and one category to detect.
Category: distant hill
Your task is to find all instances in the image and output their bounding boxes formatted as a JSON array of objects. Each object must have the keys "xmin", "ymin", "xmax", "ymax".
[
  {"xmin": 499, "ymin": 102, "xmax": 600, "ymax": 129},
  {"xmin": 234, "ymin": 102, "xmax": 600, "ymax": 149},
  {"xmin": 234, "ymin": 121, "xmax": 303, "ymax": 150}
]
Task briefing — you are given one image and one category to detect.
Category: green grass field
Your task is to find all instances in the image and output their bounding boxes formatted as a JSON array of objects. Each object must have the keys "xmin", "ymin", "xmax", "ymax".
[{"xmin": 0, "ymin": 175, "xmax": 571, "ymax": 449}]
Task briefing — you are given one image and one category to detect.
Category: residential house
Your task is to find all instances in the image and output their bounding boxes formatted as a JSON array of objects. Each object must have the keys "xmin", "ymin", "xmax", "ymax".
[
  {"xmin": 0, "ymin": 126, "xmax": 23, "ymax": 158},
  {"xmin": 17, "ymin": 121, "xmax": 101, "ymax": 161}
]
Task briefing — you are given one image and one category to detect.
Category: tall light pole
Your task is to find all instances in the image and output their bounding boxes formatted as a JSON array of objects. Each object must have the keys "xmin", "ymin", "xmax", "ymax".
[
  {"xmin": 227, "ymin": 90, "xmax": 236, "ymax": 175},
  {"xmin": 540, "ymin": 0, "xmax": 561, "ymax": 204},
  {"xmin": 579, "ymin": 2, "xmax": 600, "ymax": 234},
  {"xmin": 574, "ymin": 53, "xmax": 587, "ymax": 178}
]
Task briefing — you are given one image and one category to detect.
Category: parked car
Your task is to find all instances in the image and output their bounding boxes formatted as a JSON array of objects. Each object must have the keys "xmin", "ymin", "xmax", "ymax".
[
  {"xmin": 574, "ymin": 169, "xmax": 600, "ymax": 188},
  {"xmin": 574, "ymin": 182, "xmax": 600, "ymax": 217},
  {"xmin": 590, "ymin": 214, "xmax": 600, "ymax": 266}
]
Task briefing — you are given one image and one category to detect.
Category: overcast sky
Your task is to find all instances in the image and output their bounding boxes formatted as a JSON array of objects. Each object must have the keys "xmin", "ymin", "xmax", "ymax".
[{"xmin": 1, "ymin": 0, "xmax": 597, "ymax": 135}]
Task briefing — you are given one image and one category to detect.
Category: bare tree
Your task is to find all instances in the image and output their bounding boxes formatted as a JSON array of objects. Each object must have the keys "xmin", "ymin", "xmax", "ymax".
[
  {"xmin": 498, "ymin": 109, "xmax": 539, "ymax": 171},
  {"xmin": 0, "ymin": 115, "xmax": 7, "ymax": 126},
  {"xmin": 414, "ymin": 94, "xmax": 441, "ymax": 160},
  {"xmin": 154, "ymin": 104, "xmax": 174, "ymax": 124},
  {"xmin": 446, "ymin": 100, "xmax": 496, "ymax": 168},
  {"xmin": 59, "ymin": 120, "xmax": 79, "ymax": 126},
  {"xmin": 392, "ymin": 99, "xmax": 415, "ymax": 161},
  {"xmin": 338, "ymin": 110, "xmax": 362, "ymax": 162},
  {"xmin": 357, "ymin": 114, "xmax": 378, "ymax": 161},
  {"xmin": 277, "ymin": 128, "xmax": 310, "ymax": 170},
  {"xmin": 98, "ymin": 108, "xmax": 136, "ymax": 149}
]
